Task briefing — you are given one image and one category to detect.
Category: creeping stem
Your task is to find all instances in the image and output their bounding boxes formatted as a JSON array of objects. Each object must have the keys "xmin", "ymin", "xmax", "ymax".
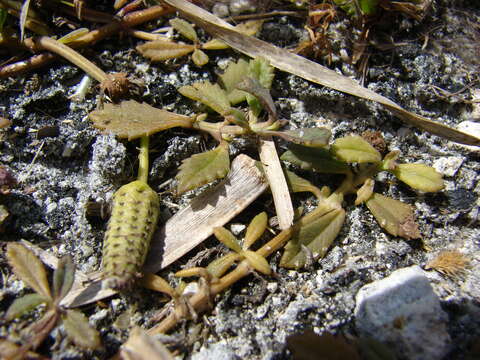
[{"xmin": 138, "ymin": 136, "xmax": 149, "ymax": 184}]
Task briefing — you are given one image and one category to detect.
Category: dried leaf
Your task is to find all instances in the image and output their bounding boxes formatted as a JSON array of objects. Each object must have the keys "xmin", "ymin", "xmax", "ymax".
[
  {"xmin": 213, "ymin": 227, "xmax": 242, "ymax": 253},
  {"xmin": 366, "ymin": 193, "xmax": 420, "ymax": 239},
  {"xmin": 169, "ymin": 18, "xmax": 198, "ymax": 42},
  {"xmin": 281, "ymin": 207, "xmax": 345, "ymax": 268},
  {"xmin": 267, "ymin": 128, "xmax": 331, "ymax": 148},
  {"xmin": 236, "ymin": 77, "xmax": 276, "ymax": 119},
  {"xmin": 53, "ymin": 255, "xmax": 75, "ymax": 302},
  {"xmin": 355, "ymin": 178, "xmax": 375, "ymax": 205},
  {"xmin": 206, "ymin": 252, "xmax": 241, "ymax": 278},
  {"xmin": 218, "ymin": 58, "xmax": 249, "ymax": 104},
  {"xmin": 140, "ymin": 273, "xmax": 177, "ymax": 298},
  {"xmin": 331, "ymin": 135, "xmax": 382, "ymax": 163},
  {"xmin": 281, "ymin": 144, "xmax": 350, "ymax": 174},
  {"xmin": 242, "ymin": 250, "xmax": 271, "ymax": 275},
  {"xmin": 6, "ymin": 243, "xmax": 51, "ymax": 299},
  {"xmin": 191, "ymin": 49, "xmax": 209, "ymax": 67},
  {"xmin": 392, "ymin": 163, "xmax": 444, "ymax": 192},
  {"xmin": 284, "ymin": 168, "xmax": 324, "ymax": 199},
  {"xmin": 160, "ymin": 0, "xmax": 480, "ymax": 146},
  {"xmin": 121, "ymin": 327, "xmax": 175, "ymax": 360},
  {"xmin": 5, "ymin": 293, "xmax": 49, "ymax": 321},
  {"xmin": 89, "ymin": 100, "xmax": 193, "ymax": 140},
  {"xmin": 136, "ymin": 40, "xmax": 195, "ymax": 61},
  {"xmin": 62, "ymin": 309, "xmax": 101, "ymax": 350},
  {"xmin": 425, "ymin": 250, "xmax": 470, "ymax": 278},
  {"xmin": 178, "ymin": 81, "xmax": 231, "ymax": 115},
  {"xmin": 20, "ymin": 0, "xmax": 31, "ymax": 42},
  {"xmin": 176, "ymin": 141, "xmax": 230, "ymax": 194},
  {"xmin": 244, "ymin": 212, "xmax": 268, "ymax": 249}
]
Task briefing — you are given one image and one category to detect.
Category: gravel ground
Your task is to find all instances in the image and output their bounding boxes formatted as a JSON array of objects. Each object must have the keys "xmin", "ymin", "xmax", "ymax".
[{"xmin": 0, "ymin": 0, "xmax": 479, "ymax": 359}]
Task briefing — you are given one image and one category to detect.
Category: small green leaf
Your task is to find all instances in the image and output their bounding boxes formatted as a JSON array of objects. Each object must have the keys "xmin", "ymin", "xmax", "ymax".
[
  {"xmin": 6, "ymin": 243, "xmax": 51, "ymax": 299},
  {"xmin": 213, "ymin": 227, "xmax": 242, "ymax": 253},
  {"xmin": 359, "ymin": 0, "xmax": 380, "ymax": 15},
  {"xmin": 62, "ymin": 309, "xmax": 101, "ymax": 350},
  {"xmin": 20, "ymin": 0, "xmax": 31, "ymax": 42},
  {"xmin": 392, "ymin": 163, "xmax": 444, "ymax": 192},
  {"xmin": 236, "ymin": 77, "xmax": 276, "ymax": 119},
  {"xmin": 191, "ymin": 49, "xmax": 209, "ymax": 67},
  {"xmin": 202, "ymin": 38, "xmax": 229, "ymax": 50},
  {"xmin": 242, "ymin": 250, "xmax": 271, "ymax": 275},
  {"xmin": 284, "ymin": 169, "xmax": 324, "ymax": 199},
  {"xmin": 380, "ymin": 150, "xmax": 400, "ymax": 171},
  {"xmin": 58, "ymin": 28, "xmax": 89, "ymax": 44},
  {"xmin": 178, "ymin": 81, "xmax": 231, "ymax": 115},
  {"xmin": 269, "ymin": 128, "xmax": 331, "ymax": 148},
  {"xmin": 248, "ymin": 57, "xmax": 274, "ymax": 90},
  {"xmin": 355, "ymin": 178, "xmax": 375, "ymax": 205},
  {"xmin": 332, "ymin": 135, "xmax": 382, "ymax": 163},
  {"xmin": 244, "ymin": 212, "xmax": 268, "ymax": 249},
  {"xmin": 169, "ymin": 18, "xmax": 198, "ymax": 42},
  {"xmin": 206, "ymin": 253, "xmax": 241, "ymax": 278},
  {"xmin": 5, "ymin": 293, "xmax": 49, "ymax": 321},
  {"xmin": 281, "ymin": 207, "xmax": 345, "ymax": 268},
  {"xmin": 136, "ymin": 40, "xmax": 195, "ymax": 61},
  {"xmin": 281, "ymin": 144, "xmax": 350, "ymax": 174},
  {"xmin": 219, "ymin": 58, "xmax": 250, "ymax": 105},
  {"xmin": 366, "ymin": 193, "xmax": 420, "ymax": 240},
  {"xmin": 89, "ymin": 100, "xmax": 194, "ymax": 140},
  {"xmin": 176, "ymin": 141, "xmax": 230, "ymax": 194},
  {"xmin": 53, "ymin": 255, "xmax": 75, "ymax": 302}
]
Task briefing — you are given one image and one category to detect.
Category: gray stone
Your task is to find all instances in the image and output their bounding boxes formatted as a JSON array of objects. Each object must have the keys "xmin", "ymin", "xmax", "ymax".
[
  {"xmin": 192, "ymin": 342, "xmax": 239, "ymax": 360},
  {"xmin": 355, "ymin": 266, "xmax": 451, "ymax": 360}
]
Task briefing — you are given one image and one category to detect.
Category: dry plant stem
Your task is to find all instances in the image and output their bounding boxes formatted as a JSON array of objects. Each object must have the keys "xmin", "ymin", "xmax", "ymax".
[
  {"xmin": 138, "ymin": 136, "xmax": 149, "ymax": 183},
  {"xmin": 0, "ymin": 5, "xmax": 172, "ymax": 77}
]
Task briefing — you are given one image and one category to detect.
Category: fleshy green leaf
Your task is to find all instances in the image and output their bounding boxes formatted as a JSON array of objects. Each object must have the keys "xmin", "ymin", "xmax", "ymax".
[
  {"xmin": 392, "ymin": 163, "xmax": 444, "ymax": 192},
  {"xmin": 206, "ymin": 253, "xmax": 241, "ymax": 278},
  {"xmin": 6, "ymin": 243, "xmax": 51, "ymax": 299},
  {"xmin": 268, "ymin": 128, "xmax": 331, "ymax": 148},
  {"xmin": 284, "ymin": 169, "xmax": 324, "ymax": 199},
  {"xmin": 178, "ymin": 81, "xmax": 231, "ymax": 115},
  {"xmin": 331, "ymin": 135, "xmax": 382, "ymax": 163},
  {"xmin": 359, "ymin": 0, "xmax": 380, "ymax": 15},
  {"xmin": 202, "ymin": 38, "xmax": 229, "ymax": 50},
  {"xmin": 281, "ymin": 208, "xmax": 345, "ymax": 269},
  {"xmin": 242, "ymin": 250, "xmax": 271, "ymax": 275},
  {"xmin": 281, "ymin": 144, "xmax": 350, "ymax": 174},
  {"xmin": 244, "ymin": 212, "xmax": 268, "ymax": 250},
  {"xmin": 213, "ymin": 227, "xmax": 242, "ymax": 253},
  {"xmin": 218, "ymin": 58, "xmax": 249, "ymax": 104},
  {"xmin": 62, "ymin": 309, "xmax": 101, "ymax": 350},
  {"xmin": 380, "ymin": 150, "xmax": 400, "ymax": 171},
  {"xmin": 366, "ymin": 193, "xmax": 420, "ymax": 240},
  {"xmin": 191, "ymin": 49, "xmax": 209, "ymax": 67},
  {"xmin": 136, "ymin": 40, "xmax": 195, "ymax": 61},
  {"xmin": 5, "ymin": 293, "xmax": 49, "ymax": 321},
  {"xmin": 53, "ymin": 255, "xmax": 75, "ymax": 302},
  {"xmin": 355, "ymin": 178, "xmax": 375, "ymax": 205},
  {"xmin": 169, "ymin": 18, "xmax": 198, "ymax": 42},
  {"xmin": 176, "ymin": 141, "xmax": 230, "ymax": 194},
  {"xmin": 89, "ymin": 100, "xmax": 194, "ymax": 140},
  {"xmin": 248, "ymin": 57, "xmax": 274, "ymax": 90}
]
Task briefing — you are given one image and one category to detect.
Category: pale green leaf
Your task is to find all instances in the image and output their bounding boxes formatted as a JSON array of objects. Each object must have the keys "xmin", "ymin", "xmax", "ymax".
[
  {"xmin": 58, "ymin": 28, "xmax": 89, "ymax": 44},
  {"xmin": 20, "ymin": 0, "xmax": 31, "ymax": 42},
  {"xmin": 331, "ymin": 135, "xmax": 382, "ymax": 163},
  {"xmin": 244, "ymin": 212, "xmax": 268, "ymax": 250},
  {"xmin": 176, "ymin": 141, "xmax": 230, "ymax": 193},
  {"xmin": 268, "ymin": 128, "xmax": 331, "ymax": 148},
  {"xmin": 213, "ymin": 227, "xmax": 242, "ymax": 253},
  {"xmin": 380, "ymin": 150, "xmax": 400, "ymax": 171},
  {"xmin": 248, "ymin": 57, "xmax": 274, "ymax": 90},
  {"xmin": 392, "ymin": 163, "xmax": 444, "ymax": 192},
  {"xmin": 6, "ymin": 243, "xmax": 51, "ymax": 299},
  {"xmin": 284, "ymin": 169, "xmax": 324, "ymax": 199},
  {"xmin": 178, "ymin": 81, "xmax": 231, "ymax": 115},
  {"xmin": 236, "ymin": 77, "xmax": 276, "ymax": 118},
  {"xmin": 89, "ymin": 100, "xmax": 194, "ymax": 140},
  {"xmin": 219, "ymin": 59, "xmax": 249, "ymax": 104},
  {"xmin": 136, "ymin": 40, "xmax": 195, "ymax": 61},
  {"xmin": 281, "ymin": 144, "xmax": 350, "ymax": 174},
  {"xmin": 5, "ymin": 293, "xmax": 49, "ymax": 321},
  {"xmin": 191, "ymin": 49, "xmax": 209, "ymax": 67},
  {"xmin": 169, "ymin": 18, "xmax": 198, "ymax": 42},
  {"xmin": 355, "ymin": 178, "xmax": 375, "ymax": 205},
  {"xmin": 62, "ymin": 309, "xmax": 101, "ymax": 350},
  {"xmin": 53, "ymin": 255, "xmax": 75, "ymax": 302},
  {"xmin": 206, "ymin": 253, "xmax": 241, "ymax": 278},
  {"xmin": 366, "ymin": 193, "xmax": 420, "ymax": 240},
  {"xmin": 280, "ymin": 208, "xmax": 345, "ymax": 269},
  {"xmin": 242, "ymin": 250, "xmax": 271, "ymax": 275},
  {"xmin": 202, "ymin": 38, "xmax": 229, "ymax": 50}
]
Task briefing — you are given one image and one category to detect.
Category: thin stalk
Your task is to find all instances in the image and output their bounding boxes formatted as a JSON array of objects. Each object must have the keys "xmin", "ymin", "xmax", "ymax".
[{"xmin": 138, "ymin": 136, "xmax": 149, "ymax": 184}]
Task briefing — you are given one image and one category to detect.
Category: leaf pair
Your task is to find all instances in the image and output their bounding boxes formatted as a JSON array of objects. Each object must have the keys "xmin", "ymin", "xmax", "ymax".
[{"xmin": 5, "ymin": 243, "xmax": 101, "ymax": 351}]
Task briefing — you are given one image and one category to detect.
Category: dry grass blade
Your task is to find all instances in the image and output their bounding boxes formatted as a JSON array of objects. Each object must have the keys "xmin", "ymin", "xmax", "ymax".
[
  {"xmin": 160, "ymin": 0, "xmax": 480, "ymax": 147},
  {"xmin": 6, "ymin": 243, "xmax": 51, "ymax": 299},
  {"xmin": 19, "ymin": 0, "xmax": 31, "ymax": 42}
]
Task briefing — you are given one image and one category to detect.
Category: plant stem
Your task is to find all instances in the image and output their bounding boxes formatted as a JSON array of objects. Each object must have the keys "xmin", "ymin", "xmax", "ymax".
[{"xmin": 138, "ymin": 136, "xmax": 149, "ymax": 184}]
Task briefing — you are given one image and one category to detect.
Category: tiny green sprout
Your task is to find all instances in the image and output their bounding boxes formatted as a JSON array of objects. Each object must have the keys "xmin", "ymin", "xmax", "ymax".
[{"xmin": 5, "ymin": 243, "xmax": 101, "ymax": 353}]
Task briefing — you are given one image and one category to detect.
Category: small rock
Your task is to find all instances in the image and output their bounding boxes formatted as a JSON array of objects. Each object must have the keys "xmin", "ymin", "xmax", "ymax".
[
  {"xmin": 433, "ymin": 156, "xmax": 464, "ymax": 177},
  {"xmin": 355, "ymin": 265, "xmax": 450, "ymax": 360},
  {"xmin": 230, "ymin": 223, "xmax": 246, "ymax": 236},
  {"xmin": 455, "ymin": 121, "xmax": 480, "ymax": 152},
  {"xmin": 192, "ymin": 342, "xmax": 238, "ymax": 360},
  {"xmin": 446, "ymin": 188, "xmax": 477, "ymax": 211}
]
